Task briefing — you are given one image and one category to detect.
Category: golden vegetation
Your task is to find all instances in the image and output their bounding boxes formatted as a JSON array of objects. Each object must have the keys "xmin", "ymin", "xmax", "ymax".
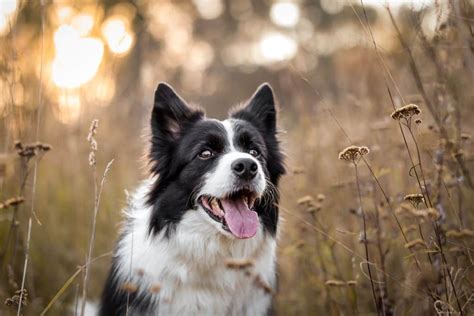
[{"xmin": 1, "ymin": 1, "xmax": 473, "ymax": 315}]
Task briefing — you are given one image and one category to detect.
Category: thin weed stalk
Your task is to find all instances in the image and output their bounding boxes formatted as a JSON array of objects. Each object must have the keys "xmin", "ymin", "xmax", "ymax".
[
  {"xmin": 16, "ymin": 2, "xmax": 46, "ymax": 313},
  {"xmin": 404, "ymin": 119, "xmax": 464, "ymax": 315},
  {"xmin": 80, "ymin": 119, "xmax": 114, "ymax": 316},
  {"xmin": 354, "ymin": 163, "xmax": 380, "ymax": 316}
]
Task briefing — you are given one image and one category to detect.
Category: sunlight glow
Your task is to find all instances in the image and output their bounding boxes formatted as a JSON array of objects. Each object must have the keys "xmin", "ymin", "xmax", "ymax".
[
  {"xmin": 52, "ymin": 25, "xmax": 104, "ymax": 89},
  {"xmin": 71, "ymin": 13, "xmax": 94, "ymax": 36},
  {"xmin": 259, "ymin": 32, "xmax": 297, "ymax": 63},
  {"xmin": 102, "ymin": 17, "xmax": 134, "ymax": 55},
  {"xmin": 0, "ymin": 0, "xmax": 18, "ymax": 36},
  {"xmin": 270, "ymin": 1, "xmax": 300, "ymax": 28},
  {"xmin": 55, "ymin": 92, "xmax": 81, "ymax": 124},
  {"xmin": 192, "ymin": 0, "xmax": 224, "ymax": 20},
  {"xmin": 360, "ymin": 0, "xmax": 435, "ymax": 10}
]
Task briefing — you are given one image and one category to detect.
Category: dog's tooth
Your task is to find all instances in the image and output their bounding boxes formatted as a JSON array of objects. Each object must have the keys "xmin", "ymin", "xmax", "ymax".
[{"xmin": 249, "ymin": 196, "xmax": 256, "ymax": 208}]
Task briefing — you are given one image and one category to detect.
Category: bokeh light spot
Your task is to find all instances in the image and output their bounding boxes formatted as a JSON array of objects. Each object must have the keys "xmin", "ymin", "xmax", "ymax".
[
  {"xmin": 101, "ymin": 16, "xmax": 134, "ymax": 55},
  {"xmin": 52, "ymin": 25, "xmax": 104, "ymax": 89},
  {"xmin": 259, "ymin": 32, "xmax": 297, "ymax": 63},
  {"xmin": 193, "ymin": 0, "xmax": 224, "ymax": 20},
  {"xmin": 270, "ymin": 1, "xmax": 300, "ymax": 28}
]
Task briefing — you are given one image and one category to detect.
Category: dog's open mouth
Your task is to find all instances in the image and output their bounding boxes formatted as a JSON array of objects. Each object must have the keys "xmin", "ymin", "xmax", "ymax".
[{"xmin": 199, "ymin": 189, "xmax": 259, "ymax": 239}]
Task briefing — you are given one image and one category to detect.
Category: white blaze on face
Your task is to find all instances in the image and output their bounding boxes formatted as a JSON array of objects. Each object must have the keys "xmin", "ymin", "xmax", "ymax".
[
  {"xmin": 199, "ymin": 119, "xmax": 266, "ymax": 198},
  {"xmin": 197, "ymin": 119, "xmax": 267, "ymax": 239}
]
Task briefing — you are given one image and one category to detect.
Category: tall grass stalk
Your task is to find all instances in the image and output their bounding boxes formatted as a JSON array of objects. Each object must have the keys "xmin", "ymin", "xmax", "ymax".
[
  {"xmin": 80, "ymin": 119, "xmax": 114, "ymax": 316},
  {"xmin": 354, "ymin": 163, "xmax": 380, "ymax": 315},
  {"xmin": 16, "ymin": 2, "xmax": 45, "ymax": 314}
]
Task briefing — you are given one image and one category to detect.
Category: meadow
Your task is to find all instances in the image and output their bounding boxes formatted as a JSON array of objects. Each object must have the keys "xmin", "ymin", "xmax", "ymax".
[{"xmin": 1, "ymin": 0, "xmax": 473, "ymax": 315}]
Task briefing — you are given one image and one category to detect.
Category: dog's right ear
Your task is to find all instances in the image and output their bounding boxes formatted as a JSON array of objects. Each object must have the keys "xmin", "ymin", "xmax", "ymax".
[
  {"xmin": 151, "ymin": 82, "xmax": 202, "ymax": 140},
  {"xmin": 150, "ymin": 83, "xmax": 203, "ymax": 174}
]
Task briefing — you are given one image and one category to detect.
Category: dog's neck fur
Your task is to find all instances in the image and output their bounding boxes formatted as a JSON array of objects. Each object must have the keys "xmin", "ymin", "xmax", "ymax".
[{"xmin": 104, "ymin": 180, "xmax": 276, "ymax": 315}]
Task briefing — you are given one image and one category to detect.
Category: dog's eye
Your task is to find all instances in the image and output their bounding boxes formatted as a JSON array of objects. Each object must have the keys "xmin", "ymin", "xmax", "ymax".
[
  {"xmin": 198, "ymin": 150, "xmax": 213, "ymax": 160},
  {"xmin": 249, "ymin": 149, "xmax": 260, "ymax": 157}
]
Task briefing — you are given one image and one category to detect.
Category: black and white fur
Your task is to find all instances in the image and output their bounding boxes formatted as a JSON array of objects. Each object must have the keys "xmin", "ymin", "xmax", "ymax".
[{"xmin": 99, "ymin": 83, "xmax": 285, "ymax": 315}]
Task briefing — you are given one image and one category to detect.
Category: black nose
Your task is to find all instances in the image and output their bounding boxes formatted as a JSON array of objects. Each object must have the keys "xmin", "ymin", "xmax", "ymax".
[{"xmin": 231, "ymin": 158, "xmax": 258, "ymax": 180}]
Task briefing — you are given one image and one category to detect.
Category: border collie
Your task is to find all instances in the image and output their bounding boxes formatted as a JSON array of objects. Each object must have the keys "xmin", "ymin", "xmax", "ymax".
[{"xmin": 99, "ymin": 82, "xmax": 285, "ymax": 315}]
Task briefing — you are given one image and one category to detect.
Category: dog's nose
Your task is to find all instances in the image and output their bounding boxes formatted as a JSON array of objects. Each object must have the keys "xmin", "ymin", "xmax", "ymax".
[{"xmin": 231, "ymin": 158, "xmax": 258, "ymax": 180}]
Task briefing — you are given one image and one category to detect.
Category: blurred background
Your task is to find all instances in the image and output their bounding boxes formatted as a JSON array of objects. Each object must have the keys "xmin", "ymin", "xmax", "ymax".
[{"xmin": 1, "ymin": 0, "xmax": 474, "ymax": 314}]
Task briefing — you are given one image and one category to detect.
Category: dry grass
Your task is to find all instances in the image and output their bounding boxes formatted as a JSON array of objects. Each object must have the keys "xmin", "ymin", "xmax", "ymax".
[{"xmin": 1, "ymin": 1, "xmax": 474, "ymax": 315}]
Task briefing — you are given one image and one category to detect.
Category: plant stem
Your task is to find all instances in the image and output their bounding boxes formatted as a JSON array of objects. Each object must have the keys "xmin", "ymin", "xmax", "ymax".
[{"xmin": 354, "ymin": 163, "xmax": 380, "ymax": 316}]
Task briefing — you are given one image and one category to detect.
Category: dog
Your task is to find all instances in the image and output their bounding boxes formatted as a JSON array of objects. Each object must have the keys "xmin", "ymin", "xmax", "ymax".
[{"xmin": 99, "ymin": 82, "xmax": 285, "ymax": 315}]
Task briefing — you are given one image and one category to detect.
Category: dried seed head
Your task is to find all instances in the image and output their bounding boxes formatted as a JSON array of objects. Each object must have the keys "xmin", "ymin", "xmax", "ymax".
[
  {"xmin": 121, "ymin": 282, "xmax": 138, "ymax": 293},
  {"xmin": 4, "ymin": 289, "xmax": 28, "ymax": 308},
  {"xmin": 297, "ymin": 195, "xmax": 313, "ymax": 205},
  {"xmin": 391, "ymin": 104, "xmax": 421, "ymax": 121},
  {"xmin": 293, "ymin": 167, "xmax": 306, "ymax": 174},
  {"xmin": 254, "ymin": 275, "xmax": 273, "ymax": 294},
  {"xmin": 316, "ymin": 193, "xmax": 326, "ymax": 202},
  {"xmin": 87, "ymin": 119, "xmax": 99, "ymax": 142},
  {"xmin": 149, "ymin": 284, "xmax": 161, "ymax": 293},
  {"xmin": 338, "ymin": 145, "xmax": 370, "ymax": 164},
  {"xmin": 325, "ymin": 280, "xmax": 346, "ymax": 287},
  {"xmin": 415, "ymin": 119, "xmax": 422, "ymax": 125},
  {"xmin": 461, "ymin": 133, "xmax": 471, "ymax": 141},
  {"xmin": 404, "ymin": 239, "xmax": 427, "ymax": 250},
  {"xmin": 14, "ymin": 140, "xmax": 22, "ymax": 148},
  {"xmin": 87, "ymin": 119, "xmax": 99, "ymax": 167},
  {"xmin": 225, "ymin": 258, "xmax": 255, "ymax": 270},
  {"xmin": 89, "ymin": 152, "xmax": 96, "ymax": 166},
  {"xmin": 446, "ymin": 229, "xmax": 474, "ymax": 239},
  {"xmin": 404, "ymin": 194, "xmax": 424, "ymax": 207},
  {"xmin": 0, "ymin": 197, "xmax": 25, "ymax": 209},
  {"xmin": 306, "ymin": 205, "xmax": 321, "ymax": 214}
]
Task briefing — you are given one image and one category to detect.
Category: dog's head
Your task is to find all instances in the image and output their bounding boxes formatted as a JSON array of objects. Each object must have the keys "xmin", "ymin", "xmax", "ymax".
[{"xmin": 147, "ymin": 83, "xmax": 285, "ymax": 239}]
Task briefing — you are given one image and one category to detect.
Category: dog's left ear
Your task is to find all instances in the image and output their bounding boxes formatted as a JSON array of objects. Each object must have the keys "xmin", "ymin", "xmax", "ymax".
[{"xmin": 232, "ymin": 83, "xmax": 277, "ymax": 134}]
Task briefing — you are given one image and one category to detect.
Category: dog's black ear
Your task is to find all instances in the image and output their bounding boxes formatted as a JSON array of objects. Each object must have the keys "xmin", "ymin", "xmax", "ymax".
[
  {"xmin": 150, "ymin": 83, "xmax": 203, "ymax": 175},
  {"xmin": 232, "ymin": 83, "xmax": 277, "ymax": 134},
  {"xmin": 152, "ymin": 82, "xmax": 202, "ymax": 140}
]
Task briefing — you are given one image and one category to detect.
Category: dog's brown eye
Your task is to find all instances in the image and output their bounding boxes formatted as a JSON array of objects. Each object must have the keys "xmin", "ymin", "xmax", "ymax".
[
  {"xmin": 249, "ymin": 149, "xmax": 260, "ymax": 157},
  {"xmin": 198, "ymin": 150, "xmax": 213, "ymax": 160}
]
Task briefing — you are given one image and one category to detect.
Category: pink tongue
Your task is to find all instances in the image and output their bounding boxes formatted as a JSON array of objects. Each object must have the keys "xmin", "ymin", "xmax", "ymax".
[{"xmin": 221, "ymin": 199, "xmax": 259, "ymax": 239}]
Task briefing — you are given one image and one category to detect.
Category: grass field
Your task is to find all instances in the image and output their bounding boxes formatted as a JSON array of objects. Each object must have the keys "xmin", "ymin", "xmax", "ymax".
[{"xmin": 1, "ymin": 0, "xmax": 474, "ymax": 315}]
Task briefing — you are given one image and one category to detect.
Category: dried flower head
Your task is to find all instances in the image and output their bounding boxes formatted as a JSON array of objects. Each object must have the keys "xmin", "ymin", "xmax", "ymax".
[
  {"xmin": 316, "ymin": 193, "xmax": 326, "ymax": 203},
  {"xmin": 404, "ymin": 239, "xmax": 427, "ymax": 250},
  {"xmin": 404, "ymin": 194, "xmax": 424, "ymax": 207},
  {"xmin": 325, "ymin": 280, "xmax": 346, "ymax": 287},
  {"xmin": 293, "ymin": 167, "xmax": 306, "ymax": 174},
  {"xmin": 461, "ymin": 133, "xmax": 471, "ymax": 141},
  {"xmin": 149, "ymin": 284, "xmax": 162, "ymax": 293},
  {"xmin": 391, "ymin": 104, "xmax": 421, "ymax": 121},
  {"xmin": 254, "ymin": 275, "xmax": 273, "ymax": 294},
  {"xmin": 446, "ymin": 229, "xmax": 474, "ymax": 239},
  {"xmin": 415, "ymin": 119, "xmax": 422, "ymax": 125},
  {"xmin": 121, "ymin": 282, "xmax": 138, "ymax": 293},
  {"xmin": 225, "ymin": 258, "xmax": 255, "ymax": 270},
  {"xmin": 297, "ymin": 195, "xmax": 313, "ymax": 205},
  {"xmin": 87, "ymin": 119, "xmax": 99, "ymax": 141},
  {"xmin": 338, "ymin": 145, "xmax": 370, "ymax": 164},
  {"xmin": 14, "ymin": 141, "xmax": 52, "ymax": 160},
  {"xmin": 4, "ymin": 289, "xmax": 28, "ymax": 308},
  {"xmin": 0, "ymin": 197, "xmax": 25, "ymax": 210},
  {"xmin": 87, "ymin": 119, "xmax": 99, "ymax": 166}
]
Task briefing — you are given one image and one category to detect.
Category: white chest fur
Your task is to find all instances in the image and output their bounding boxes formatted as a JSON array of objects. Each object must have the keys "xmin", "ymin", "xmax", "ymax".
[{"xmin": 112, "ymin": 181, "xmax": 276, "ymax": 316}]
